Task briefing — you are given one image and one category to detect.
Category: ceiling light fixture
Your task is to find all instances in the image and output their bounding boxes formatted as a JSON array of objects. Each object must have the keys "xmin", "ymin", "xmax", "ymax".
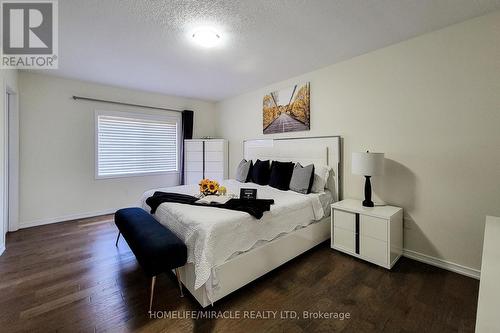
[{"xmin": 191, "ymin": 27, "xmax": 221, "ymax": 48}]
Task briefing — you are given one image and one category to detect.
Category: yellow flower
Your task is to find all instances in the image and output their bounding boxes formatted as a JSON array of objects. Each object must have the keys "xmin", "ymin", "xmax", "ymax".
[
  {"xmin": 199, "ymin": 179, "xmax": 223, "ymax": 195},
  {"xmin": 219, "ymin": 186, "xmax": 227, "ymax": 195},
  {"xmin": 199, "ymin": 179, "xmax": 212, "ymax": 191},
  {"xmin": 200, "ymin": 178, "xmax": 220, "ymax": 194}
]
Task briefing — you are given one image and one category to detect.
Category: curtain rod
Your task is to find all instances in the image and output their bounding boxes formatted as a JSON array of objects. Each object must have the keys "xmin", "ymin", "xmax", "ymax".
[{"xmin": 72, "ymin": 95, "xmax": 182, "ymax": 113}]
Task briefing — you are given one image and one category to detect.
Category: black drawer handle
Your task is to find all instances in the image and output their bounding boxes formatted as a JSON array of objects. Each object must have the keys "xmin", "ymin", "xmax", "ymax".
[{"xmin": 355, "ymin": 213, "xmax": 360, "ymax": 254}]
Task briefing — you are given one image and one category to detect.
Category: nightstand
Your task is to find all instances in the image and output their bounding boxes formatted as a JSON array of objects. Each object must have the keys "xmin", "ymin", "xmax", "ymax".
[{"xmin": 331, "ymin": 199, "xmax": 403, "ymax": 269}]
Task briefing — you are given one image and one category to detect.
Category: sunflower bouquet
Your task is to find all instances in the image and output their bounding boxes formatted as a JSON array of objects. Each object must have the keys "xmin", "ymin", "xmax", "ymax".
[{"xmin": 199, "ymin": 179, "xmax": 226, "ymax": 196}]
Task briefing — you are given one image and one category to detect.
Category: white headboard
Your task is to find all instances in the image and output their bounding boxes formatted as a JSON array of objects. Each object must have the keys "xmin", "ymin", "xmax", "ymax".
[{"xmin": 243, "ymin": 136, "xmax": 341, "ymax": 201}]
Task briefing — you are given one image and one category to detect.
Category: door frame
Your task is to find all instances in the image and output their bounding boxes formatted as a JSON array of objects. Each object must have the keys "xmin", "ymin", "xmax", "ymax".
[
  {"xmin": 5, "ymin": 85, "xmax": 19, "ymax": 234},
  {"xmin": 1, "ymin": 90, "xmax": 6, "ymax": 253}
]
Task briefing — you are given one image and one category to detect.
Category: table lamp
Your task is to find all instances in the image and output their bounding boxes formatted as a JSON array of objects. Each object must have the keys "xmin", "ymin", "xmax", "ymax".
[{"xmin": 352, "ymin": 151, "xmax": 385, "ymax": 207}]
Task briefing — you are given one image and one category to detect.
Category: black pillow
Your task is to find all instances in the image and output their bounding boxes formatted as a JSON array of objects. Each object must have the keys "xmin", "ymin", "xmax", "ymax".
[
  {"xmin": 268, "ymin": 161, "xmax": 295, "ymax": 191},
  {"xmin": 246, "ymin": 161, "xmax": 253, "ymax": 182},
  {"xmin": 251, "ymin": 159, "xmax": 270, "ymax": 185}
]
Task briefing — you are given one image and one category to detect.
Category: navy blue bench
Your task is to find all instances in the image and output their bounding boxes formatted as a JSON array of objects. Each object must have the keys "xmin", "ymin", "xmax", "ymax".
[{"xmin": 114, "ymin": 207, "xmax": 187, "ymax": 311}]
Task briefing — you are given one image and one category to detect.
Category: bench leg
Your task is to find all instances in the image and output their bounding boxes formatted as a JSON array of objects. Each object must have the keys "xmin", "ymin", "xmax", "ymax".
[
  {"xmin": 149, "ymin": 276, "xmax": 156, "ymax": 312},
  {"xmin": 175, "ymin": 268, "xmax": 184, "ymax": 297},
  {"xmin": 115, "ymin": 232, "xmax": 121, "ymax": 247}
]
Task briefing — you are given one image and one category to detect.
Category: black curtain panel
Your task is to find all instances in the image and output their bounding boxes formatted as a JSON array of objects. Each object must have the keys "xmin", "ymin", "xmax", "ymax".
[{"xmin": 180, "ymin": 110, "xmax": 194, "ymax": 185}]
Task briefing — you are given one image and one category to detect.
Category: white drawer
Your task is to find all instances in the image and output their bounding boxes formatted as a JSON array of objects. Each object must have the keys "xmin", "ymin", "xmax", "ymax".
[
  {"xmin": 186, "ymin": 161, "xmax": 203, "ymax": 172},
  {"xmin": 360, "ymin": 215, "xmax": 388, "ymax": 242},
  {"xmin": 205, "ymin": 161, "xmax": 223, "ymax": 172},
  {"xmin": 333, "ymin": 209, "xmax": 356, "ymax": 232},
  {"xmin": 205, "ymin": 172, "xmax": 223, "ymax": 182},
  {"xmin": 185, "ymin": 172, "xmax": 202, "ymax": 185},
  {"xmin": 205, "ymin": 141, "xmax": 224, "ymax": 152},
  {"xmin": 185, "ymin": 151, "xmax": 203, "ymax": 162},
  {"xmin": 205, "ymin": 151, "xmax": 223, "ymax": 162},
  {"xmin": 185, "ymin": 141, "xmax": 203, "ymax": 152},
  {"xmin": 333, "ymin": 227, "xmax": 356, "ymax": 254},
  {"xmin": 360, "ymin": 235, "xmax": 388, "ymax": 265}
]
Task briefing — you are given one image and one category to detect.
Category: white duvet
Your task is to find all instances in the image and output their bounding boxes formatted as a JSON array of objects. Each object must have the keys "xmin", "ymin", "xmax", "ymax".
[{"xmin": 140, "ymin": 179, "xmax": 330, "ymax": 301}]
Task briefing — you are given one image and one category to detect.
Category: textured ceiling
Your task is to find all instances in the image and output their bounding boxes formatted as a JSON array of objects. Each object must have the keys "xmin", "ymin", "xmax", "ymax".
[{"xmin": 32, "ymin": 0, "xmax": 500, "ymax": 101}]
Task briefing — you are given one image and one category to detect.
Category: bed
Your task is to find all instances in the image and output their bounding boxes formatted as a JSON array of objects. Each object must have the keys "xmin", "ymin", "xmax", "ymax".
[{"xmin": 140, "ymin": 136, "xmax": 341, "ymax": 307}]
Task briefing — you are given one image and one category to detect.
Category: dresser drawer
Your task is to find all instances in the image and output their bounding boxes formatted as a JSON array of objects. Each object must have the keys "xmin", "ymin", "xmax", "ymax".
[
  {"xmin": 185, "ymin": 151, "xmax": 203, "ymax": 162},
  {"xmin": 185, "ymin": 141, "xmax": 203, "ymax": 152},
  {"xmin": 205, "ymin": 161, "xmax": 223, "ymax": 172},
  {"xmin": 186, "ymin": 161, "xmax": 203, "ymax": 172},
  {"xmin": 205, "ymin": 151, "xmax": 223, "ymax": 162},
  {"xmin": 205, "ymin": 172, "xmax": 223, "ymax": 182},
  {"xmin": 360, "ymin": 235, "xmax": 388, "ymax": 265},
  {"xmin": 185, "ymin": 172, "xmax": 203, "ymax": 185},
  {"xmin": 360, "ymin": 215, "xmax": 388, "ymax": 242},
  {"xmin": 333, "ymin": 209, "xmax": 356, "ymax": 232},
  {"xmin": 333, "ymin": 227, "xmax": 356, "ymax": 254},
  {"xmin": 205, "ymin": 141, "xmax": 225, "ymax": 152}
]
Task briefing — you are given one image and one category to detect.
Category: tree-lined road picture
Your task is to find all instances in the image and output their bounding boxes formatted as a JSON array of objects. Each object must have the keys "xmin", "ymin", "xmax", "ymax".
[{"xmin": 263, "ymin": 82, "xmax": 310, "ymax": 134}]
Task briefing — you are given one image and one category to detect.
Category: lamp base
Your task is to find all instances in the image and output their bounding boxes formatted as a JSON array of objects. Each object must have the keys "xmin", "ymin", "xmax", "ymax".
[
  {"xmin": 362, "ymin": 199, "xmax": 374, "ymax": 207},
  {"xmin": 363, "ymin": 175, "xmax": 374, "ymax": 207}
]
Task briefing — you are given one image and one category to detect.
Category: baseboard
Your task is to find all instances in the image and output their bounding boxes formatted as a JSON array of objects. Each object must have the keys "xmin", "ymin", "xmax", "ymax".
[
  {"xmin": 19, "ymin": 208, "xmax": 118, "ymax": 229},
  {"xmin": 403, "ymin": 248, "xmax": 480, "ymax": 280}
]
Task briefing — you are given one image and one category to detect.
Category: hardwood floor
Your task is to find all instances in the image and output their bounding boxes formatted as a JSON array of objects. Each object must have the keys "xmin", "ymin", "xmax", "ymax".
[{"xmin": 0, "ymin": 215, "xmax": 479, "ymax": 332}]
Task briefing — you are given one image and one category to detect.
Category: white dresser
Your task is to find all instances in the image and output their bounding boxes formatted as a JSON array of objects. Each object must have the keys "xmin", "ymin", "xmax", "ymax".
[
  {"xmin": 184, "ymin": 139, "xmax": 228, "ymax": 185},
  {"xmin": 331, "ymin": 199, "xmax": 403, "ymax": 269}
]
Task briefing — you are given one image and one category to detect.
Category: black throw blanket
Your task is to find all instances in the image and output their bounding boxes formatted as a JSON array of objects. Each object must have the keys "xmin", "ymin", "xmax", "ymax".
[{"xmin": 145, "ymin": 192, "xmax": 274, "ymax": 219}]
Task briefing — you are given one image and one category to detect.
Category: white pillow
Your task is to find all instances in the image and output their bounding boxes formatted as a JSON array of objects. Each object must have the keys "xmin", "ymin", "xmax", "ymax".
[{"xmin": 311, "ymin": 164, "xmax": 331, "ymax": 193}]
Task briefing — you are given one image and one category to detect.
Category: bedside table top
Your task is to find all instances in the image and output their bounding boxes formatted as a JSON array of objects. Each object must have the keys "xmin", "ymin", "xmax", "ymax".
[{"xmin": 332, "ymin": 199, "xmax": 402, "ymax": 219}]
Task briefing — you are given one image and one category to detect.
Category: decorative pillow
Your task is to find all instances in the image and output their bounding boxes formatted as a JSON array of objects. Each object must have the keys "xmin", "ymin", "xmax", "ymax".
[
  {"xmin": 235, "ymin": 159, "xmax": 252, "ymax": 183},
  {"xmin": 250, "ymin": 159, "xmax": 271, "ymax": 185},
  {"xmin": 269, "ymin": 161, "xmax": 295, "ymax": 191},
  {"xmin": 289, "ymin": 163, "xmax": 315, "ymax": 194},
  {"xmin": 311, "ymin": 164, "xmax": 331, "ymax": 193}
]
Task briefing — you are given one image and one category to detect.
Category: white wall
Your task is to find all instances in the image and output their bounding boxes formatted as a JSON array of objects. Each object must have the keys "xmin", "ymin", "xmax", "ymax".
[
  {"xmin": 0, "ymin": 69, "xmax": 18, "ymax": 253},
  {"xmin": 18, "ymin": 72, "xmax": 216, "ymax": 227},
  {"xmin": 215, "ymin": 11, "xmax": 500, "ymax": 272}
]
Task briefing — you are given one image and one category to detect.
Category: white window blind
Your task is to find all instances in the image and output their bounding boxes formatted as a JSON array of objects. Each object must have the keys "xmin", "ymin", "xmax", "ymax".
[{"xmin": 96, "ymin": 112, "xmax": 178, "ymax": 178}]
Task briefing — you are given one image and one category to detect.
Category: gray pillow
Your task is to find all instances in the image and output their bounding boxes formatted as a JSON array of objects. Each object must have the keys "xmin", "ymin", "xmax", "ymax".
[
  {"xmin": 235, "ymin": 159, "xmax": 252, "ymax": 183},
  {"xmin": 289, "ymin": 163, "xmax": 315, "ymax": 194}
]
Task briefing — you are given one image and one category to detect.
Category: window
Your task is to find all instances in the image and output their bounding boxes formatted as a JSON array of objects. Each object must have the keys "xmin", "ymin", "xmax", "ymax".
[{"xmin": 96, "ymin": 111, "xmax": 179, "ymax": 178}]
